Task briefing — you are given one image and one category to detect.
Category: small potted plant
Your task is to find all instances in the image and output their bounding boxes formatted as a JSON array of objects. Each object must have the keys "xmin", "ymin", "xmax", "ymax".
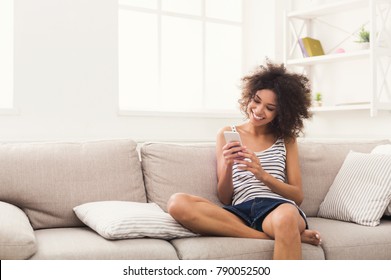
[
  {"xmin": 314, "ymin": 92, "xmax": 322, "ymax": 107},
  {"xmin": 355, "ymin": 26, "xmax": 370, "ymax": 49}
]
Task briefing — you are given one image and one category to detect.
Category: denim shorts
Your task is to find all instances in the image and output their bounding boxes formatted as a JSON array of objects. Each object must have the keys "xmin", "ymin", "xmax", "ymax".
[{"xmin": 223, "ymin": 197, "xmax": 308, "ymax": 232}]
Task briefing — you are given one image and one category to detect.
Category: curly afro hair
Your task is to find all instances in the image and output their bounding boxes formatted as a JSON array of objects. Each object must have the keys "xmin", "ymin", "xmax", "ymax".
[{"xmin": 239, "ymin": 60, "xmax": 312, "ymax": 140}]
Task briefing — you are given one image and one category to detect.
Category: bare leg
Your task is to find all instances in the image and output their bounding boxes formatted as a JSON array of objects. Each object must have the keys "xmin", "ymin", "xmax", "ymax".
[
  {"xmin": 261, "ymin": 203, "xmax": 321, "ymax": 260},
  {"xmin": 168, "ymin": 193, "xmax": 321, "ymax": 260},
  {"xmin": 167, "ymin": 193, "xmax": 269, "ymax": 239}
]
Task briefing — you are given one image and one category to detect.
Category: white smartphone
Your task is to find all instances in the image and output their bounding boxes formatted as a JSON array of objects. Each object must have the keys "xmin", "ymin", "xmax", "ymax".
[{"xmin": 223, "ymin": 131, "xmax": 242, "ymax": 145}]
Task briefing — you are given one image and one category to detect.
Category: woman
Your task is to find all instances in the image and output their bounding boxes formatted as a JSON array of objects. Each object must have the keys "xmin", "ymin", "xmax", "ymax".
[{"xmin": 168, "ymin": 61, "xmax": 321, "ymax": 260}]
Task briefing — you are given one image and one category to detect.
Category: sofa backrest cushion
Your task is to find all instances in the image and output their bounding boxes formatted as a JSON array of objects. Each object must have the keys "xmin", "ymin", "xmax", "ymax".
[
  {"xmin": 298, "ymin": 139, "xmax": 391, "ymax": 217},
  {"xmin": 141, "ymin": 143, "xmax": 222, "ymax": 211},
  {"xmin": 0, "ymin": 139, "xmax": 146, "ymax": 229},
  {"xmin": 141, "ymin": 140, "xmax": 391, "ymax": 218}
]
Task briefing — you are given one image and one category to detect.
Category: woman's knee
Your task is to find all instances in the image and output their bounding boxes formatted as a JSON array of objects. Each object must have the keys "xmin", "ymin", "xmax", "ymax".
[
  {"xmin": 167, "ymin": 193, "xmax": 193, "ymax": 220},
  {"xmin": 269, "ymin": 204, "xmax": 301, "ymax": 235}
]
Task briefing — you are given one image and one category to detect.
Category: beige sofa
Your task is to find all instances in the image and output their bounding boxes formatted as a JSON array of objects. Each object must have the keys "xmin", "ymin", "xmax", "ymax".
[{"xmin": 1, "ymin": 138, "xmax": 391, "ymax": 260}]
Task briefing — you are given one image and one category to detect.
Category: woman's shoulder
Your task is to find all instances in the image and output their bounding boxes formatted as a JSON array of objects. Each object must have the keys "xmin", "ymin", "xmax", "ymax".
[
  {"xmin": 283, "ymin": 137, "xmax": 298, "ymax": 153},
  {"xmin": 217, "ymin": 126, "xmax": 233, "ymax": 133},
  {"xmin": 283, "ymin": 137, "xmax": 298, "ymax": 145},
  {"xmin": 216, "ymin": 126, "xmax": 233, "ymax": 143},
  {"xmin": 217, "ymin": 125, "xmax": 240, "ymax": 136}
]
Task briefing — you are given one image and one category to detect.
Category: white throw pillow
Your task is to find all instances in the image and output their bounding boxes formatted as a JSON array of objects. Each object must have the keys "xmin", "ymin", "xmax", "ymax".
[
  {"xmin": 318, "ymin": 151, "xmax": 391, "ymax": 226},
  {"xmin": 371, "ymin": 144, "xmax": 391, "ymax": 215},
  {"xmin": 73, "ymin": 201, "xmax": 198, "ymax": 240},
  {"xmin": 372, "ymin": 144, "xmax": 391, "ymax": 155}
]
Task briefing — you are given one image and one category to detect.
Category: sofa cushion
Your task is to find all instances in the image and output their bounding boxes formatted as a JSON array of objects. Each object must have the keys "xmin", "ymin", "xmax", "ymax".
[
  {"xmin": 0, "ymin": 139, "xmax": 146, "ymax": 229},
  {"xmin": 73, "ymin": 201, "xmax": 198, "ymax": 240},
  {"xmin": 298, "ymin": 139, "xmax": 391, "ymax": 217},
  {"xmin": 0, "ymin": 201, "xmax": 37, "ymax": 259},
  {"xmin": 170, "ymin": 236, "xmax": 324, "ymax": 260},
  {"xmin": 308, "ymin": 217, "xmax": 391, "ymax": 259},
  {"xmin": 141, "ymin": 143, "xmax": 222, "ymax": 211},
  {"xmin": 318, "ymin": 151, "xmax": 391, "ymax": 226},
  {"xmin": 30, "ymin": 227, "xmax": 179, "ymax": 260},
  {"xmin": 371, "ymin": 144, "xmax": 391, "ymax": 215}
]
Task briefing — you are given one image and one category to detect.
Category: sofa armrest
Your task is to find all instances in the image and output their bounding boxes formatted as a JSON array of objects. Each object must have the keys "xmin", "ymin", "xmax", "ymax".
[{"xmin": 0, "ymin": 201, "xmax": 37, "ymax": 259}]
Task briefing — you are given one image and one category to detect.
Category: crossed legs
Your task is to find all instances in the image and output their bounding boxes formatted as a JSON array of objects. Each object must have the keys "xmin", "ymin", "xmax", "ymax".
[
  {"xmin": 167, "ymin": 193, "xmax": 321, "ymax": 260},
  {"xmin": 262, "ymin": 203, "xmax": 314, "ymax": 259}
]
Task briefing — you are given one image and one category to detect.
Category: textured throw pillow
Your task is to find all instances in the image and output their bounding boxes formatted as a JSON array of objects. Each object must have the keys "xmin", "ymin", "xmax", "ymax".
[
  {"xmin": 371, "ymin": 144, "xmax": 391, "ymax": 216},
  {"xmin": 0, "ymin": 202, "xmax": 37, "ymax": 259},
  {"xmin": 73, "ymin": 201, "xmax": 198, "ymax": 240},
  {"xmin": 318, "ymin": 151, "xmax": 391, "ymax": 226},
  {"xmin": 372, "ymin": 144, "xmax": 391, "ymax": 155}
]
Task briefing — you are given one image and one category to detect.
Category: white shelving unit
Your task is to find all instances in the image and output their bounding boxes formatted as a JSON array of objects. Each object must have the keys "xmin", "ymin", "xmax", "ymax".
[{"xmin": 284, "ymin": 0, "xmax": 391, "ymax": 116}]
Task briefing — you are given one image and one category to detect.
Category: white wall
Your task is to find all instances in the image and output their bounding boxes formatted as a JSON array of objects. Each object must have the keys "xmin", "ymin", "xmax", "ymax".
[
  {"xmin": 305, "ymin": 111, "xmax": 391, "ymax": 139},
  {"xmin": 1, "ymin": 0, "xmax": 390, "ymax": 142},
  {"xmin": 1, "ymin": 0, "xmax": 246, "ymax": 142},
  {"xmin": 4, "ymin": 0, "xmax": 275, "ymax": 143}
]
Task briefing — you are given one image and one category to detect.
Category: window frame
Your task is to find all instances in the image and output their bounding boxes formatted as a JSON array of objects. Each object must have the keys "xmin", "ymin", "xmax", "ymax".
[{"xmin": 118, "ymin": 0, "xmax": 244, "ymax": 118}]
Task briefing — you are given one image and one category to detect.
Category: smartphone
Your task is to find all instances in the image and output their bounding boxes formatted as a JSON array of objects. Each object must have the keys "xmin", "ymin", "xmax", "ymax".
[{"xmin": 223, "ymin": 131, "xmax": 242, "ymax": 145}]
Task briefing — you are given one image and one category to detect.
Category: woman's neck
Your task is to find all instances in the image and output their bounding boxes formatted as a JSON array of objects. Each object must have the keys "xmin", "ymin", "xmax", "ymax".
[{"xmin": 241, "ymin": 121, "xmax": 273, "ymax": 137}]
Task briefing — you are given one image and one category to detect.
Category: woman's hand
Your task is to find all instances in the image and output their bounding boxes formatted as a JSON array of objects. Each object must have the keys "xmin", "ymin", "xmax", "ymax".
[
  {"xmin": 222, "ymin": 142, "xmax": 245, "ymax": 166},
  {"xmin": 235, "ymin": 149, "xmax": 267, "ymax": 181}
]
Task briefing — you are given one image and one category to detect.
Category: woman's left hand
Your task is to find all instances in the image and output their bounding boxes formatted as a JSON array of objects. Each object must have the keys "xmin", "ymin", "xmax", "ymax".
[{"xmin": 235, "ymin": 149, "xmax": 266, "ymax": 181}]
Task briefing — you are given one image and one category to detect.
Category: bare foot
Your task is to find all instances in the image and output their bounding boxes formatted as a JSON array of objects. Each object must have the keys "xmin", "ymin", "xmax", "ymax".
[{"xmin": 301, "ymin": 230, "xmax": 322, "ymax": 246}]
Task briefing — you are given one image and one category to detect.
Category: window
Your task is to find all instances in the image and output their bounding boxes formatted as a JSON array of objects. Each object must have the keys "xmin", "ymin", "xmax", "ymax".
[
  {"xmin": 0, "ymin": 0, "xmax": 14, "ymax": 111},
  {"xmin": 118, "ymin": 0, "xmax": 243, "ymax": 116}
]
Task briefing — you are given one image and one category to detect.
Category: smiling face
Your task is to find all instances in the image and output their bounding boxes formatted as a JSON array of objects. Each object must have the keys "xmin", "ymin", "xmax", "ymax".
[{"xmin": 247, "ymin": 89, "xmax": 278, "ymax": 127}]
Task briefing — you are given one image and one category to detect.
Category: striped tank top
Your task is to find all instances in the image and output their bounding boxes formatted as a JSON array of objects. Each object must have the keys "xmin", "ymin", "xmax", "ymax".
[{"xmin": 231, "ymin": 126, "xmax": 294, "ymax": 206}]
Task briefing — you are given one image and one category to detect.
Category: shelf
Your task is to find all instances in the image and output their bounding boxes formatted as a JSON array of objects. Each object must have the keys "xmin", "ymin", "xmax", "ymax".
[
  {"xmin": 288, "ymin": 0, "xmax": 368, "ymax": 19},
  {"xmin": 285, "ymin": 0, "xmax": 391, "ymax": 116},
  {"xmin": 287, "ymin": 49, "xmax": 370, "ymax": 66},
  {"xmin": 311, "ymin": 103, "xmax": 371, "ymax": 112},
  {"xmin": 376, "ymin": 47, "xmax": 391, "ymax": 57},
  {"xmin": 311, "ymin": 102, "xmax": 391, "ymax": 115}
]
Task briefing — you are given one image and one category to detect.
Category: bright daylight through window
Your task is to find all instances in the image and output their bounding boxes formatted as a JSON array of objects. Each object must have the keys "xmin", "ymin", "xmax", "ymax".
[
  {"xmin": 0, "ymin": 0, "xmax": 13, "ymax": 110},
  {"xmin": 118, "ymin": 0, "xmax": 243, "ymax": 115}
]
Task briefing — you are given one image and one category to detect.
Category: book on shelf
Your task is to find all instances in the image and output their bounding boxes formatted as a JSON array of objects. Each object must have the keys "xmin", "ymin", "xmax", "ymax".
[
  {"xmin": 298, "ymin": 38, "xmax": 309, "ymax": 57},
  {"xmin": 298, "ymin": 37, "xmax": 325, "ymax": 57}
]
